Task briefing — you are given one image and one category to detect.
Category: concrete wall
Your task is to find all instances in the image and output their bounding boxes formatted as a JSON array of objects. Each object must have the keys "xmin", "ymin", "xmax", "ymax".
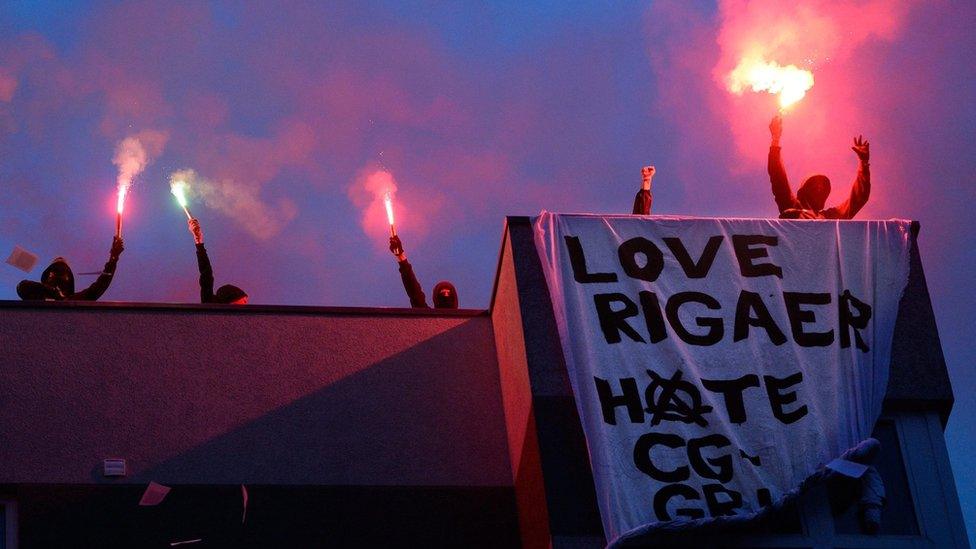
[
  {"xmin": 491, "ymin": 226, "xmax": 552, "ymax": 548},
  {"xmin": 0, "ymin": 302, "xmax": 511, "ymax": 488},
  {"xmin": 491, "ymin": 218, "xmax": 605, "ymax": 548}
]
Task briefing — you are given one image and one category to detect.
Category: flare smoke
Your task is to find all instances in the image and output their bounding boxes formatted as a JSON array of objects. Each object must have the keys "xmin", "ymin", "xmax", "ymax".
[
  {"xmin": 112, "ymin": 130, "xmax": 168, "ymax": 212},
  {"xmin": 168, "ymin": 168, "xmax": 297, "ymax": 239},
  {"xmin": 348, "ymin": 167, "xmax": 402, "ymax": 249}
]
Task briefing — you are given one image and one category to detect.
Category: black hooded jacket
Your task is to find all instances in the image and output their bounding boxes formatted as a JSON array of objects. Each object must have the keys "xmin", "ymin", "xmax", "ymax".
[
  {"xmin": 397, "ymin": 260, "xmax": 457, "ymax": 309},
  {"xmin": 397, "ymin": 260, "xmax": 428, "ymax": 308},
  {"xmin": 17, "ymin": 257, "xmax": 118, "ymax": 301},
  {"xmin": 197, "ymin": 243, "xmax": 217, "ymax": 303},
  {"xmin": 768, "ymin": 146, "xmax": 870, "ymax": 219},
  {"xmin": 195, "ymin": 243, "xmax": 246, "ymax": 304}
]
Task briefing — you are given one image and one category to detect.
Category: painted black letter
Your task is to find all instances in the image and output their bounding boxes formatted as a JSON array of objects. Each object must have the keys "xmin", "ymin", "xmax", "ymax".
[
  {"xmin": 565, "ymin": 235, "xmax": 618, "ymax": 283},
  {"xmin": 665, "ymin": 292, "xmax": 724, "ymax": 346},
  {"xmin": 734, "ymin": 290, "xmax": 787, "ymax": 345},
  {"xmin": 764, "ymin": 372, "xmax": 808, "ymax": 424},
  {"xmin": 639, "ymin": 291, "xmax": 668, "ymax": 343},
  {"xmin": 703, "ymin": 484, "xmax": 743, "ymax": 517},
  {"xmin": 594, "ymin": 376, "xmax": 645, "ymax": 425},
  {"xmin": 701, "ymin": 375, "xmax": 760, "ymax": 424},
  {"xmin": 663, "ymin": 235, "xmax": 724, "ymax": 279},
  {"xmin": 634, "ymin": 433, "xmax": 689, "ymax": 483},
  {"xmin": 839, "ymin": 289, "xmax": 872, "ymax": 352},
  {"xmin": 731, "ymin": 235, "xmax": 783, "ymax": 278},
  {"xmin": 688, "ymin": 434, "xmax": 734, "ymax": 483},
  {"xmin": 594, "ymin": 293, "xmax": 645, "ymax": 344},
  {"xmin": 784, "ymin": 292, "xmax": 834, "ymax": 347},
  {"xmin": 618, "ymin": 237, "xmax": 664, "ymax": 282},
  {"xmin": 653, "ymin": 484, "xmax": 704, "ymax": 521}
]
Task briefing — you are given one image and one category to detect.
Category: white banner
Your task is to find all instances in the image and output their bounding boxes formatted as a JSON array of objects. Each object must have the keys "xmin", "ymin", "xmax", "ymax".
[{"xmin": 533, "ymin": 213, "xmax": 911, "ymax": 541}]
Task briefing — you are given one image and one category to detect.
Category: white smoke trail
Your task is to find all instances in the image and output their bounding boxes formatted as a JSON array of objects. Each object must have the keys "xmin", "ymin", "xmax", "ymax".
[
  {"xmin": 168, "ymin": 168, "xmax": 297, "ymax": 239},
  {"xmin": 113, "ymin": 130, "xmax": 168, "ymax": 210}
]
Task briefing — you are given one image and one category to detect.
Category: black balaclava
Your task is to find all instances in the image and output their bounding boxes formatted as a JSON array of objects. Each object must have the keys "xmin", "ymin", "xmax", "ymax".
[
  {"xmin": 41, "ymin": 257, "xmax": 75, "ymax": 296},
  {"xmin": 432, "ymin": 281, "xmax": 458, "ymax": 309},
  {"xmin": 797, "ymin": 174, "xmax": 831, "ymax": 211},
  {"xmin": 215, "ymin": 284, "xmax": 248, "ymax": 304}
]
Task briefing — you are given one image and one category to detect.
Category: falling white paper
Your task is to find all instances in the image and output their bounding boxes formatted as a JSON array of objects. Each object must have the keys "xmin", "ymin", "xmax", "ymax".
[
  {"xmin": 241, "ymin": 484, "xmax": 249, "ymax": 524},
  {"xmin": 826, "ymin": 458, "xmax": 869, "ymax": 478},
  {"xmin": 138, "ymin": 481, "xmax": 171, "ymax": 506},
  {"xmin": 5, "ymin": 245, "xmax": 38, "ymax": 273}
]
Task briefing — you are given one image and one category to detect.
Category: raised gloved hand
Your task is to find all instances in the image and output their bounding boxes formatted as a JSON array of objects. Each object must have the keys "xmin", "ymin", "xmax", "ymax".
[
  {"xmin": 110, "ymin": 237, "xmax": 125, "ymax": 261},
  {"xmin": 389, "ymin": 235, "xmax": 406, "ymax": 261}
]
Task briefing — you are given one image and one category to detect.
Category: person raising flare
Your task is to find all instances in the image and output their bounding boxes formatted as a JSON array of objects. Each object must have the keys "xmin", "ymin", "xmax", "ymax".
[
  {"xmin": 768, "ymin": 115, "xmax": 871, "ymax": 219},
  {"xmin": 389, "ymin": 235, "xmax": 458, "ymax": 309},
  {"xmin": 188, "ymin": 219, "xmax": 248, "ymax": 304},
  {"xmin": 16, "ymin": 237, "xmax": 124, "ymax": 301},
  {"xmin": 633, "ymin": 165, "xmax": 655, "ymax": 215}
]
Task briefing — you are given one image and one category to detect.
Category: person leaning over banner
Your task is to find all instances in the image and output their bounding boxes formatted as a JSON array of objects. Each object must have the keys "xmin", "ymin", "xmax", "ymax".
[
  {"xmin": 388, "ymin": 235, "xmax": 458, "ymax": 309},
  {"xmin": 768, "ymin": 115, "xmax": 871, "ymax": 219},
  {"xmin": 16, "ymin": 237, "xmax": 124, "ymax": 301},
  {"xmin": 632, "ymin": 165, "xmax": 655, "ymax": 215},
  {"xmin": 188, "ymin": 219, "xmax": 248, "ymax": 304}
]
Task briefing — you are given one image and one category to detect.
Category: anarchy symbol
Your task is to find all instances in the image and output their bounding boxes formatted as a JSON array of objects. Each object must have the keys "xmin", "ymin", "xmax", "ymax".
[{"xmin": 644, "ymin": 370, "xmax": 712, "ymax": 427}]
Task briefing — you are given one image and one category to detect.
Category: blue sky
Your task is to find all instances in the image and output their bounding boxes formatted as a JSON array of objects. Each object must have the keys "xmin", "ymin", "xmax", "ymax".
[{"xmin": 1, "ymin": 0, "xmax": 973, "ymax": 541}]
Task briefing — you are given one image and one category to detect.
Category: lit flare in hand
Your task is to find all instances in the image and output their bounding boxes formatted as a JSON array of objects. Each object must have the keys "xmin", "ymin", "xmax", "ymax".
[
  {"xmin": 170, "ymin": 180, "xmax": 193, "ymax": 220},
  {"xmin": 727, "ymin": 57, "xmax": 814, "ymax": 111},
  {"xmin": 384, "ymin": 192, "xmax": 396, "ymax": 236},
  {"xmin": 115, "ymin": 185, "xmax": 127, "ymax": 238}
]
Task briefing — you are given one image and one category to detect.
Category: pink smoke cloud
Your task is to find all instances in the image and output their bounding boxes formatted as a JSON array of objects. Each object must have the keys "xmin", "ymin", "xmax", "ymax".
[
  {"xmin": 713, "ymin": 0, "xmax": 913, "ymax": 159},
  {"xmin": 348, "ymin": 166, "xmax": 437, "ymax": 253},
  {"xmin": 647, "ymin": 0, "xmax": 919, "ymax": 217},
  {"xmin": 6, "ymin": 0, "xmax": 469, "ymax": 247},
  {"xmin": 0, "ymin": 69, "xmax": 16, "ymax": 102}
]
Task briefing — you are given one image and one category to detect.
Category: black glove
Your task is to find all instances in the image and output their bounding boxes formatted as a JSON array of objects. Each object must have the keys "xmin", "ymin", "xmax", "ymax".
[
  {"xmin": 110, "ymin": 237, "xmax": 125, "ymax": 261},
  {"xmin": 389, "ymin": 235, "xmax": 404, "ymax": 256}
]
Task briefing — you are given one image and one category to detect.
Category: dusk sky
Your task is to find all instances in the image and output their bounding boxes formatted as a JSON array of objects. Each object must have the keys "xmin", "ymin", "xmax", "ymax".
[{"xmin": 1, "ymin": 0, "xmax": 973, "ymax": 540}]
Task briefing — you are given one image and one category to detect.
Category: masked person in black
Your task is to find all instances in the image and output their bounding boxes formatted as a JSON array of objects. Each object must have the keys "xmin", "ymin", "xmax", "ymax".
[
  {"xmin": 188, "ymin": 219, "xmax": 248, "ymax": 304},
  {"xmin": 389, "ymin": 235, "xmax": 458, "ymax": 309},
  {"xmin": 16, "ymin": 237, "xmax": 124, "ymax": 301},
  {"xmin": 633, "ymin": 165, "xmax": 655, "ymax": 215},
  {"xmin": 768, "ymin": 115, "xmax": 871, "ymax": 219}
]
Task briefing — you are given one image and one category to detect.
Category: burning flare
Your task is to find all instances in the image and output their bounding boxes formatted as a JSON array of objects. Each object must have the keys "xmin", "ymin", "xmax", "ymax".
[
  {"xmin": 114, "ymin": 186, "xmax": 126, "ymax": 238},
  {"xmin": 384, "ymin": 191, "xmax": 395, "ymax": 231},
  {"xmin": 116, "ymin": 186, "xmax": 127, "ymax": 214},
  {"xmin": 171, "ymin": 180, "xmax": 188, "ymax": 208},
  {"xmin": 170, "ymin": 179, "xmax": 193, "ymax": 220},
  {"xmin": 111, "ymin": 131, "xmax": 167, "ymax": 237},
  {"xmin": 727, "ymin": 57, "xmax": 814, "ymax": 110},
  {"xmin": 348, "ymin": 167, "xmax": 407, "ymax": 248}
]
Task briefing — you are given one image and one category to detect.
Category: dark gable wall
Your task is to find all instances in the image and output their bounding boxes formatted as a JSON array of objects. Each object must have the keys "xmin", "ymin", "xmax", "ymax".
[{"xmin": 0, "ymin": 303, "xmax": 511, "ymax": 487}]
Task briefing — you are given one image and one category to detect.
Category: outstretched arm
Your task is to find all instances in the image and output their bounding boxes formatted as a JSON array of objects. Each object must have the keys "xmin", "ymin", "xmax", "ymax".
[
  {"xmin": 196, "ymin": 245, "xmax": 215, "ymax": 303},
  {"xmin": 17, "ymin": 280, "xmax": 62, "ymax": 300},
  {"xmin": 390, "ymin": 236, "xmax": 428, "ymax": 308},
  {"xmin": 189, "ymin": 219, "xmax": 215, "ymax": 302},
  {"xmin": 829, "ymin": 136, "xmax": 871, "ymax": 219},
  {"xmin": 768, "ymin": 116, "xmax": 799, "ymax": 214},
  {"xmin": 73, "ymin": 237, "xmax": 123, "ymax": 301},
  {"xmin": 632, "ymin": 165, "xmax": 654, "ymax": 215}
]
